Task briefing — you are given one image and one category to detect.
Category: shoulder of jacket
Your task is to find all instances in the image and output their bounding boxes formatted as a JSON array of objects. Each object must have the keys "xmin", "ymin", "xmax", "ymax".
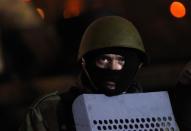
[{"xmin": 31, "ymin": 91, "xmax": 61, "ymax": 109}]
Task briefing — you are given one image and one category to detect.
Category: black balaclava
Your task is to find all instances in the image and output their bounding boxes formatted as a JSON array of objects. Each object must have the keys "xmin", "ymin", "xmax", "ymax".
[{"xmin": 81, "ymin": 47, "xmax": 142, "ymax": 96}]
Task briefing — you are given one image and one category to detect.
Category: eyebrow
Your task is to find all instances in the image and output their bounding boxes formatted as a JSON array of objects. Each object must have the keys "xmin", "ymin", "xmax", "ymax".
[{"xmin": 97, "ymin": 55, "xmax": 111, "ymax": 60}]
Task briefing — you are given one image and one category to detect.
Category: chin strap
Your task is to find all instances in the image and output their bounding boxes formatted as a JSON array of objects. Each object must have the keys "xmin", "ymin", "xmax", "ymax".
[{"xmin": 81, "ymin": 57, "xmax": 98, "ymax": 92}]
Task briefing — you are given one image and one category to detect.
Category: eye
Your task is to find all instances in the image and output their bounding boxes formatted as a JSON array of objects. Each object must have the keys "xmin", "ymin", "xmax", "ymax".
[
  {"xmin": 117, "ymin": 57, "xmax": 125, "ymax": 65},
  {"xmin": 96, "ymin": 55, "xmax": 111, "ymax": 69},
  {"xmin": 99, "ymin": 56, "xmax": 110, "ymax": 64}
]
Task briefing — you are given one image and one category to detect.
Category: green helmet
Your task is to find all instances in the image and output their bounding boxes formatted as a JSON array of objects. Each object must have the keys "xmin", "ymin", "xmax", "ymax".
[{"xmin": 78, "ymin": 16, "xmax": 147, "ymax": 63}]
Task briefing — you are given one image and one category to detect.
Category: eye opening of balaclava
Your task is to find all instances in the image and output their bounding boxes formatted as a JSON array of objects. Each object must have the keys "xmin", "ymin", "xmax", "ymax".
[{"xmin": 80, "ymin": 47, "xmax": 143, "ymax": 96}]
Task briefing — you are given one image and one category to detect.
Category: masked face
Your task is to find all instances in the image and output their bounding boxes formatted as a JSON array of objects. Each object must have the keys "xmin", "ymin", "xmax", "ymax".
[
  {"xmin": 83, "ymin": 48, "xmax": 141, "ymax": 96},
  {"xmin": 95, "ymin": 54, "xmax": 125, "ymax": 91}
]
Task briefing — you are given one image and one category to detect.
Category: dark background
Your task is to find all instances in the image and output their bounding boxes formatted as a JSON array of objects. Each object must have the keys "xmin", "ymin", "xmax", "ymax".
[{"xmin": 0, "ymin": 0, "xmax": 191, "ymax": 130}]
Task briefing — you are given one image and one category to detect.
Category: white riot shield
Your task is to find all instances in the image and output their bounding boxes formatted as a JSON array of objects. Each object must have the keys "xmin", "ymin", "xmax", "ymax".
[{"xmin": 72, "ymin": 91, "xmax": 179, "ymax": 131}]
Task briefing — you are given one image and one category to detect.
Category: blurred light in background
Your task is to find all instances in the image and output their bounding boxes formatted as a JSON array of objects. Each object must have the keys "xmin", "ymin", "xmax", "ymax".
[
  {"xmin": 170, "ymin": 1, "xmax": 186, "ymax": 18},
  {"xmin": 63, "ymin": 0, "xmax": 85, "ymax": 18},
  {"xmin": 36, "ymin": 8, "xmax": 45, "ymax": 19}
]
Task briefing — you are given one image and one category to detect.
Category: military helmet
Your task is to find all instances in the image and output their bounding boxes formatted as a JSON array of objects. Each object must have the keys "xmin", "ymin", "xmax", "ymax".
[{"xmin": 78, "ymin": 16, "xmax": 147, "ymax": 64}]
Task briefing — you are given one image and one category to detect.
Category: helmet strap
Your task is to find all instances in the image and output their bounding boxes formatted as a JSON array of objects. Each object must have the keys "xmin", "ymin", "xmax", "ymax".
[
  {"xmin": 138, "ymin": 63, "xmax": 143, "ymax": 69},
  {"xmin": 81, "ymin": 57, "xmax": 99, "ymax": 91}
]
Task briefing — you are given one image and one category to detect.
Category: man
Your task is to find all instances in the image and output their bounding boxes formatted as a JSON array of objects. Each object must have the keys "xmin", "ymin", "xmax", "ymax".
[
  {"xmin": 172, "ymin": 61, "xmax": 191, "ymax": 131},
  {"xmin": 20, "ymin": 16, "xmax": 147, "ymax": 131}
]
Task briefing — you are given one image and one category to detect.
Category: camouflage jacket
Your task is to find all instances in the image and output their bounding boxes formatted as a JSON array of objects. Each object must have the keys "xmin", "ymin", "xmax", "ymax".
[{"xmin": 19, "ymin": 84, "xmax": 142, "ymax": 131}]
